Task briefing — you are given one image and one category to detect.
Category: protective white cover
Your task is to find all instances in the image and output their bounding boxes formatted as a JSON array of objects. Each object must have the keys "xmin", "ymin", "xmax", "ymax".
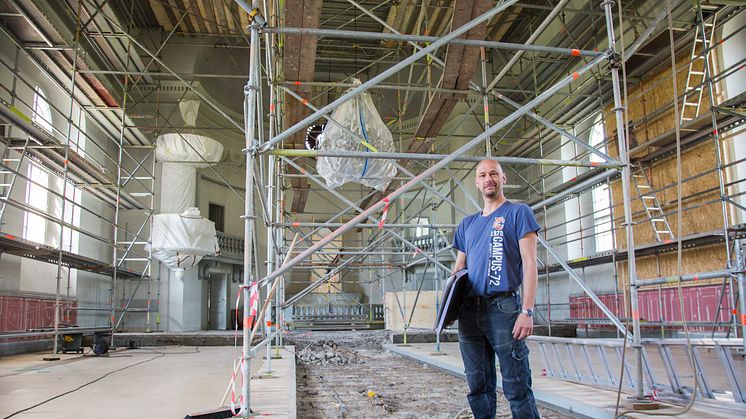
[
  {"xmin": 179, "ymin": 99, "xmax": 200, "ymax": 127},
  {"xmin": 317, "ymin": 80, "xmax": 397, "ymax": 191},
  {"xmin": 148, "ymin": 211, "xmax": 219, "ymax": 273},
  {"xmin": 160, "ymin": 163, "xmax": 196, "ymax": 214},
  {"xmin": 156, "ymin": 133, "xmax": 223, "ymax": 166}
]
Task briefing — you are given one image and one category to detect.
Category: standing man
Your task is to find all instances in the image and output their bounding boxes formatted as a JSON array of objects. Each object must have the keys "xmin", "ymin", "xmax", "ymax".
[{"xmin": 452, "ymin": 159, "xmax": 541, "ymax": 418}]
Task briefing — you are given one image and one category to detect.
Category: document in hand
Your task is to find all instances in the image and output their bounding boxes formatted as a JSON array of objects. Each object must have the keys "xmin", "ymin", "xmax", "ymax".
[{"xmin": 434, "ymin": 268, "xmax": 468, "ymax": 334}]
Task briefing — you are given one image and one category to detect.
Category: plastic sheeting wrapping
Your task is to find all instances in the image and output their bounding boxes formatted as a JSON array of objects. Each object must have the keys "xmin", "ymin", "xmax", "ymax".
[
  {"xmin": 178, "ymin": 100, "xmax": 200, "ymax": 127},
  {"xmin": 151, "ymin": 133, "xmax": 222, "ymax": 279},
  {"xmin": 156, "ymin": 133, "xmax": 223, "ymax": 165},
  {"xmin": 317, "ymin": 80, "xmax": 397, "ymax": 191},
  {"xmin": 147, "ymin": 209, "xmax": 219, "ymax": 278},
  {"xmin": 160, "ymin": 164, "xmax": 196, "ymax": 214}
]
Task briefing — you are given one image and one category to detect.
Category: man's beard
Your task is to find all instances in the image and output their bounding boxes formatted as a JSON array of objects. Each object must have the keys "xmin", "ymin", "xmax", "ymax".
[{"xmin": 482, "ymin": 184, "xmax": 499, "ymax": 198}]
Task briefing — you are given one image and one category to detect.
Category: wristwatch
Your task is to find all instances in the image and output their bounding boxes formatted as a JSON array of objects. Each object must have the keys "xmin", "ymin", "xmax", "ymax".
[{"xmin": 521, "ymin": 308, "xmax": 534, "ymax": 317}]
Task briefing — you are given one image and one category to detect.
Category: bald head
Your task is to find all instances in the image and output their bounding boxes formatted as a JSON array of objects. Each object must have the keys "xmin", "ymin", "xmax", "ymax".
[{"xmin": 476, "ymin": 159, "xmax": 503, "ymax": 175}]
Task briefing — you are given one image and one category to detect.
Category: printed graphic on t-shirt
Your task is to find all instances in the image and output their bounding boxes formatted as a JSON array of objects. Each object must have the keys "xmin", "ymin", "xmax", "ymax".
[{"xmin": 488, "ymin": 216, "xmax": 508, "ymax": 291}]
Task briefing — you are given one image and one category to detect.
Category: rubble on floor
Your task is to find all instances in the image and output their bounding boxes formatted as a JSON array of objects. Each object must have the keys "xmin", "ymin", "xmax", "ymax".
[
  {"xmin": 294, "ymin": 331, "xmax": 571, "ymax": 418},
  {"xmin": 297, "ymin": 339, "xmax": 365, "ymax": 366}
]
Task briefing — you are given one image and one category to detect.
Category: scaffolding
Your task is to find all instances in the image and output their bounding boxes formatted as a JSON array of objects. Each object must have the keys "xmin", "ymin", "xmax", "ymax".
[{"xmin": 0, "ymin": 0, "xmax": 744, "ymax": 415}]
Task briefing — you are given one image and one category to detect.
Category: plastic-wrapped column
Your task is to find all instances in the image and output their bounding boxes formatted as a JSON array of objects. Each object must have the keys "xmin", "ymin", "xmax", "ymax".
[{"xmin": 147, "ymin": 133, "xmax": 224, "ymax": 277}]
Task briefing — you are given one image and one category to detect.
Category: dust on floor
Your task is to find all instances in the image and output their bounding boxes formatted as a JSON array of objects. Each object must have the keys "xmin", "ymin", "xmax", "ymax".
[{"xmin": 290, "ymin": 331, "xmax": 570, "ymax": 418}]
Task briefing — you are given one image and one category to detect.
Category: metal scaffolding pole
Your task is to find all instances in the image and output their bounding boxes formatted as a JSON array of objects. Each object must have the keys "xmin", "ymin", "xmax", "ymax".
[
  {"xmin": 602, "ymin": 0, "xmax": 644, "ymax": 399},
  {"xmin": 110, "ymin": 7, "xmax": 136, "ymax": 343},
  {"xmin": 695, "ymin": 2, "xmax": 738, "ymax": 336},
  {"xmin": 239, "ymin": 0, "xmax": 261, "ymax": 413},
  {"xmin": 735, "ymin": 240, "xmax": 746, "ymax": 361},
  {"xmin": 52, "ymin": 6, "xmax": 82, "ymax": 356},
  {"xmin": 268, "ymin": 149, "xmax": 619, "ymax": 168},
  {"xmin": 260, "ymin": 0, "xmax": 520, "ymax": 152},
  {"xmin": 256, "ymin": 51, "xmax": 608, "ymax": 300},
  {"xmin": 262, "ymin": 26, "xmax": 600, "ymax": 57},
  {"xmin": 277, "ymin": 222, "xmax": 458, "ymax": 229}
]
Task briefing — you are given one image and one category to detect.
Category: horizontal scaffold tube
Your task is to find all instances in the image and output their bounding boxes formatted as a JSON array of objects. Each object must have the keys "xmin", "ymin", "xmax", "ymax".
[
  {"xmin": 258, "ymin": 51, "xmax": 611, "ymax": 298},
  {"xmin": 269, "ymin": 149, "xmax": 620, "ymax": 168},
  {"xmin": 262, "ymin": 27, "xmax": 600, "ymax": 57},
  {"xmin": 635, "ymin": 269, "xmax": 733, "ymax": 288},
  {"xmin": 277, "ymin": 222, "xmax": 458, "ymax": 229}
]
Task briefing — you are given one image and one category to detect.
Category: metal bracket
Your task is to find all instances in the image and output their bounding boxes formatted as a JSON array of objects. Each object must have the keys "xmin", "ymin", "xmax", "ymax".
[
  {"xmin": 248, "ymin": 8, "xmax": 267, "ymax": 28},
  {"xmin": 607, "ymin": 50, "xmax": 622, "ymax": 69}
]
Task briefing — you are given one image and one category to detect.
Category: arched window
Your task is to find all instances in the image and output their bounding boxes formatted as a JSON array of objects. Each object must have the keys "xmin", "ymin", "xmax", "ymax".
[
  {"xmin": 589, "ymin": 116, "xmax": 614, "ymax": 252},
  {"xmin": 70, "ymin": 105, "xmax": 86, "ymax": 156},
  {"xmin": 24, "ymin": 163, "xmax": 48, "ymax": 244},
  {"xmin": 32, "ymin": 86, "xmax": 53, "ymax": 134}
]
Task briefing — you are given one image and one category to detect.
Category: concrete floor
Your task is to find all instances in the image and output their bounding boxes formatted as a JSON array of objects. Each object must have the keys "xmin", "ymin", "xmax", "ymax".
[
  {"xmin": 386, "ymin": 342, "xmax": 746, "ymax": 419},
  {"xmin": 3, "ymin": 335, "xmax": 744, "ymax": 418},
  {"xmin": 0, "ymin": 345, "xmax": 295, "ymax": 418}
]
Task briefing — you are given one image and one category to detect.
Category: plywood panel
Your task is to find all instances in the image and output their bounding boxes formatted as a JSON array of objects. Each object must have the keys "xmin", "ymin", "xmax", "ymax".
[
  {"xmin": 603, "ymin": 48, "xmax": 726, "ymax": 292},
  {"xmin": 384, "ymin": 290, "xmax": 439, "ymax": 332},
  {"xmin": 615, "ymin": 244, "xmax": 726, "ymax": 290}
]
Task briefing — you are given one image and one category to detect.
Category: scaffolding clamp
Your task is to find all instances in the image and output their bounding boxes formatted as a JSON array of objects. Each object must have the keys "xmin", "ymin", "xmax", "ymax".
[
  {"xmin": 606, "ymin": 50, "xmax": 622, "ymax": 70},
  {"xmin": 248, "ymin": 8, "xmax": 267, "ymax": 28}
]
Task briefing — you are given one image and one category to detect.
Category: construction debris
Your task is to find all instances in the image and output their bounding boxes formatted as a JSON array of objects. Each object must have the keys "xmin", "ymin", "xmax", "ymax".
[
  {"xmin": 295, "ymin": 332, "xmax": 571, "ymax": 418},
  {"xmin": 297, "ymin": 340, "xmax": 365, "ymax": 366}
]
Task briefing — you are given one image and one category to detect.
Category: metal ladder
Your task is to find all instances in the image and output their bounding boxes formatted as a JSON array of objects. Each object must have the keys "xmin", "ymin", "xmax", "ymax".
[
  {"xmin": 534, "ymin": 336, "xmax": 746, "ymax": 404},
  {"xmin": 680, "ymin": 10, "xmax": 717, "ymax": 123},
  {"xmin": 632, "ymin": 164, "xmax": 675, "ymax": 242},
  {"xmin": 0, "ymin": 138, "xmax": 30, "ymax": 228}
]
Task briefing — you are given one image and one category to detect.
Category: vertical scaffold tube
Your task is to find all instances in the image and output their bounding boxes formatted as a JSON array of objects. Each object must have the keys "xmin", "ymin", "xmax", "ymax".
[
  {"xmin": 241, "ymin": 1, "xmax": 261, "ymax": 414},
  {"xmin": 601, "ymin": 0, "xmax": 644, "ymax": 399}
]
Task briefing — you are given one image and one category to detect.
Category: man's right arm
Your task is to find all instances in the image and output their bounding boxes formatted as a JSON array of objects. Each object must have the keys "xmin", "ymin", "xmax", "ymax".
[{"xmin": 452, "ymin": 250, "xmax": 466, "ymax": 275}]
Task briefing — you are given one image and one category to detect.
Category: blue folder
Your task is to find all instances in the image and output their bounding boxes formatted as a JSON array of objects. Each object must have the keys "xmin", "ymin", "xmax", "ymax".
[{"xmin": 434, "ymin": 268, "xmax": 469, "ymax": 334}]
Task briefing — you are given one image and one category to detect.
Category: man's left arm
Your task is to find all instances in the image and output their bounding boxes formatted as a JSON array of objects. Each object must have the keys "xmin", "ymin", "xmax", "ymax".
[{"xmin": 513, "ymin": 231, "xmax": 538, "ymax": 340}]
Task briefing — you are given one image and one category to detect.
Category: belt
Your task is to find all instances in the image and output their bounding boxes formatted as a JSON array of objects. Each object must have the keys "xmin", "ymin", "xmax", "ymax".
[{"xmin": 466, "ymin": 290, "xmax": 516, "ymax": 306}]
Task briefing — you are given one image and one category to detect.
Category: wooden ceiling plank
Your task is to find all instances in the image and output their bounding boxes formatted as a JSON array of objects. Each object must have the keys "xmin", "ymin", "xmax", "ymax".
[
  {"xmin": 180, "ymin": 0, "xmax": 202, "ymax": 33},
  {"xmin": 196, "ymin": 0, "xmax": 214, "ymax": 33},
  {"xmin": 149, "ymin": 0, "xmax": 173, "ymax": 31},
  {"xmin": 239, "ymin": 8, "xmax": 249, "ymax": 35},
  {"xmin": 212, "ymin": 0, "xmax": 226, "ymax": 34},
  {"xmin": 222, "ymin": 1, "xmax": 235, "ymax": 33},
  {"xmin": 298, "ymin": 0, "xmax": 322, "ymax": 82}
]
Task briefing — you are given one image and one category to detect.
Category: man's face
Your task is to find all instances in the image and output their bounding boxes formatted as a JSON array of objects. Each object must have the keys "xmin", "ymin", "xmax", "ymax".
[{"xmin": 475, "ymin": 161, "xmax": 505, "ymax": 199}]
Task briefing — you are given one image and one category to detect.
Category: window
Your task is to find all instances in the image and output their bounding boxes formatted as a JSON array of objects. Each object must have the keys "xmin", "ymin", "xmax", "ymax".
[
  {"xmin": 32, "ymin": 87, "xmax": 53, "ymax": 134},
  {"xmin": 589, "ymin": 117, "xmax": 614, "ymax": 252},
  {"xmin": 24, "ymin": 163, "xmax": 48, "ymax": 243},
  {"xmin": 208, "ymin": 203, "xmax": 225, "ymax": 232},
  {"xmin": 70, "ymin": 106, "xmax": 86, "ymax": 157},
  {"xmin": 61, "ymin": 182, "xmax": 81, "ymax": 253},
  {"xmin": 413, "ymin": 217, "xmax": 430, "ymax": 238}
]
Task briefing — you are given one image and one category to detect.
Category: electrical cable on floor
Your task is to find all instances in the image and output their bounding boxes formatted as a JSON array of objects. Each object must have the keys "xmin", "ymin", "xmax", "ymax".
[
  {"xmin": 453, "ymin": 406, "xmax": 471, "ymax": 418},
  {"xmin": 614, "ymin": 0, "xmax": 700, "ymax": 416},
  {"xmin": 318, "ymin": 373, "xmax": 348, "ymax": 416},
  {"xmin": 3, "ymin": 351, "xmax": 165, "ymax": 418}
]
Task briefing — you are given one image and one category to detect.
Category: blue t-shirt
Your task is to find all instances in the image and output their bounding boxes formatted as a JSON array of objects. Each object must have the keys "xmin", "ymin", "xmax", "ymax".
[{"xmin": 453, "ymin": 201, "xmax": 540, "ymax": 297}]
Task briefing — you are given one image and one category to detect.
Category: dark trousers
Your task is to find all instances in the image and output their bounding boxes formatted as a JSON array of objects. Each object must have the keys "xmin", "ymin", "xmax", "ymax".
[{"xmin": 458, "ymin": 293, "xmax": 541, "ymax": 419}]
